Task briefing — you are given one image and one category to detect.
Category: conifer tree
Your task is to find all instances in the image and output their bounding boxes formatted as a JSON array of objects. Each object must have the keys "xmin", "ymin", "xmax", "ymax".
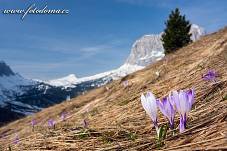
[{"xmin": 162, "ymin": 8, "xmax": 192, "ymax": 54}]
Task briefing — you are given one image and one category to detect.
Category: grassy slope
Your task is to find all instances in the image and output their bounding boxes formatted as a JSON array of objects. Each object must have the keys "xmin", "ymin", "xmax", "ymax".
[{"xmin": 0, "ymin": 27, "xmax": 227, "ymax": 151}]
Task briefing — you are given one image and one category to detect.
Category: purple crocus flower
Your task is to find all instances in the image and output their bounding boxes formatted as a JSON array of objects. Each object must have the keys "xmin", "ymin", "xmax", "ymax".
[
  {"xmin": 141, "ymin": 91, "xmax": 159, "ymax": 134},
  {"xmin": 48, "ymin": 119, "xmax": 55, "ymax": 128},
  {"xmin": 82, "ymin": 119, "xmax": 88, "ymax": 128},
  {"xmin": 157, "ymin": 97, "xmax": 175, "ymax": 129},
  {"xmin": 173, "ymin": 89, "xmax": 195, "ymax": 133},
  {"xmin": 31, "ymin": 119, "xmax": 36, "ymax": 131},
  {"xmin": 123, "ymin": 80, "xmax": 129, "ymax": 87},
  {"xmin": 60, "ymin": 112, "xmax": 67, "ymax": 121},
  {"xmin": 202, "ymin": 70, "xmax": 217, "ymax": 81},
  {"xmin": 31, "ymin": 119, "xmax": 36, "ymax": 127},
  {"xmin": 13, "ymin": 134, "xmax": 19, "ymax": 144}
]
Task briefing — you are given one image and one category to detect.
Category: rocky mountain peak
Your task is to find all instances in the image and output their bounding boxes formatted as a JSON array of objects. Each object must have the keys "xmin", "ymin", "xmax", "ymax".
[
  {"xmin": 190, "ymin": 24, "xmax": 206, "ymax": 41},
  {"xmin": 0, "ymin": 61, "xmax": 15, "ymax": 77},
  {"xmin": 125, "ymin": 34, "xmax": 165, "ymax": 66}
]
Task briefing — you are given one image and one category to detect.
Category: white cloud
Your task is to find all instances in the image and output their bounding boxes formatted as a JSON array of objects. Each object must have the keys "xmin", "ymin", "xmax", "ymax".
[{"xmin": 80, "ymin": 44, "xmax": 111, "ymax": 53}]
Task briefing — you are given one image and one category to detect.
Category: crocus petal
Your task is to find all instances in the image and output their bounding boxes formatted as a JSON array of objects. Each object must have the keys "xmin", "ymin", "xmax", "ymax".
[
  {"xmin": 170, "ymin": 117, "xmax": 174, "ymax": 129},
  {"xmin": 157, "ymin": 97, "xmax": 175, "ymax": 129},
  {"xmin": 157, "ymin": 98, "xmax": 167, "ymax": 117},
  {"xmin": 187, "ymin": 89, "xmax": 195, "ymax": 109},
  {"xmin": 179, "ymin": 90, "xmax": 190, "ymax": 114},
  {"xmin": 141, "ymin": 92, "xmax": 158, "ymax": 127},
  {"xmin": 168, "ymin": 100, "xmax": 175, "ymax": 129},
  {"xmin": 183, "ymin": 113, "xmax": 187, "ymax": 127},
  {"xmin": 168, "ymin": 92, "xmax": 175, "ymax": 108},
  {"xmin": 141, "ymin": 94, "xmax": 151, "ymax": 116},
  {"xmin": 179, "ymin": 115, "xmax": 185, "ymax": 133},
  {"xmin": 172, "ymin": 90, "xmax": 181, "ymax": 112}
]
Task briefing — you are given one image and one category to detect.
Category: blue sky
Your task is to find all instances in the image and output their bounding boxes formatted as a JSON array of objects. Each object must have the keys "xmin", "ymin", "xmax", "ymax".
[{"xmin": 0, "ymin": 0, "xmax": 226, "ymax": 80}]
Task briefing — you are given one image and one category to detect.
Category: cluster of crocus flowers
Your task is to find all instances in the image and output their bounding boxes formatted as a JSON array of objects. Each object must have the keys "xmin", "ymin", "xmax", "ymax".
[
  {"xmin": 141, "ymin": 88, "xmax": 195, "ymax": 134},
  {"xmin": 202, "ymin": 70, "xmax": 217, "ymax": 81}
]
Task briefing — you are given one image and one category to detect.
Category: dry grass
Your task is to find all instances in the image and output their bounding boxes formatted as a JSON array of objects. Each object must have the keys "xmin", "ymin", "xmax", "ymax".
[{"xmin": 0, "ymin": 27, "xmax": 227, "ymax": 151}]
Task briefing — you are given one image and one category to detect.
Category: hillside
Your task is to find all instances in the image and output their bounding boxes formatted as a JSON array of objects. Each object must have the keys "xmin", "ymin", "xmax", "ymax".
[{"xmin": 0, "ymin": 27, "xmax": 227, "ymax": 150}]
